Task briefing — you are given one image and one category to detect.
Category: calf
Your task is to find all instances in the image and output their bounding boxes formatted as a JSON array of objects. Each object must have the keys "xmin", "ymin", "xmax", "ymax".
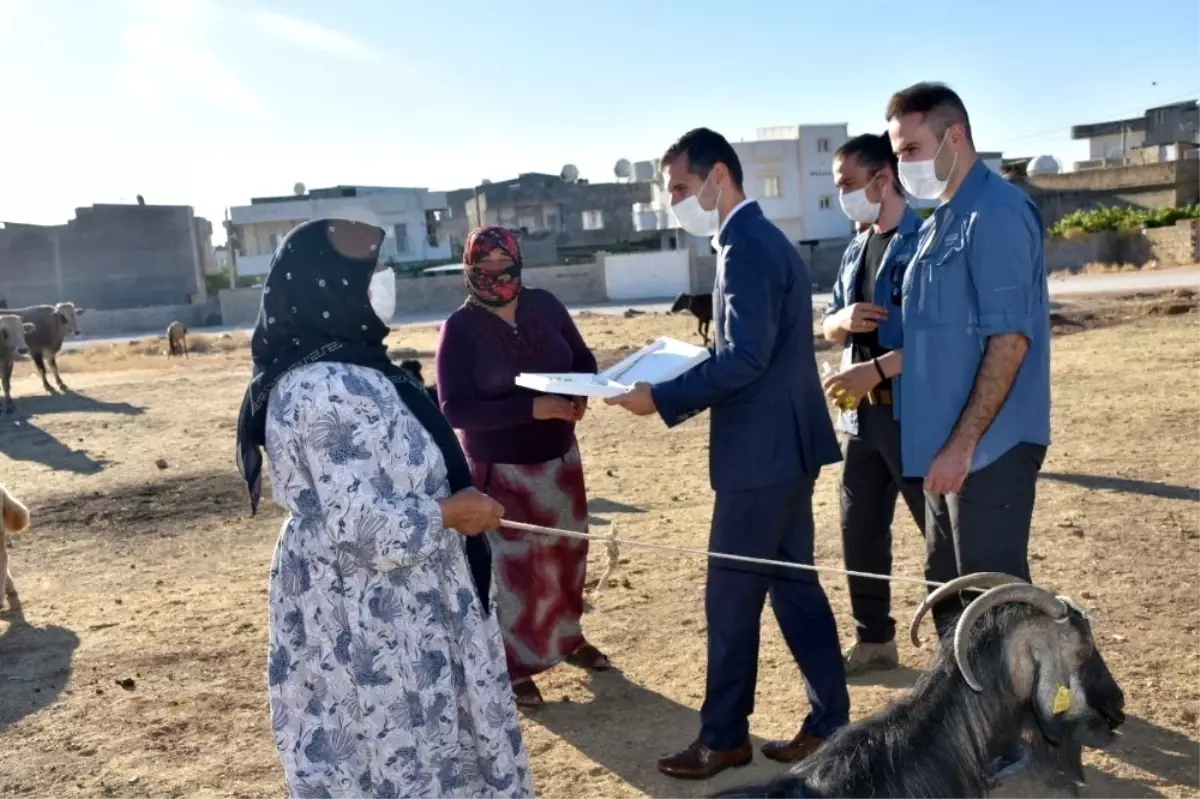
[
  {"xmin": 0, "ymin": 314, "xmax": 34, "ymax": 412},
  {"xmin": 167, "ymin": 320, "xmax": 189, "ymax": 358},
  {"xmin": 0, "ymin": 484, "xmax": 31, "ymax": 611},
  {"xmin": 398, "ymin": 359, "xmax": 439, "ymax": 406},
  {"xmin": 15, "ymin": 301, "xmax": 86, "ymax": 395},
  {"xmin": 669, "ymin": 291, "xmax": 714, "ymax": 346}
]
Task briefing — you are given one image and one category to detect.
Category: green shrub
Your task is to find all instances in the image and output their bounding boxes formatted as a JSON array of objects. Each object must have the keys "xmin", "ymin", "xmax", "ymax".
[{"xmin": 1047, "ymin": 204, "xmax": 1199, "ymax": 237}]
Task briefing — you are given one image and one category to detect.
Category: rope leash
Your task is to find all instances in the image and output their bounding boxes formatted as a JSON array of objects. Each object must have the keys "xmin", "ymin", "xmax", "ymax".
[{"xmin": 498, "ymin": 519, "xmax": 946, "ymax": 590}]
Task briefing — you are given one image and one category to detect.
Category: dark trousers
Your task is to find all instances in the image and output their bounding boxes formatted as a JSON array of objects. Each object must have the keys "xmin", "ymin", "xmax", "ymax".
[
  {"xmin": 924, "ymin": 442, "xmax": 1048, "ymax": 639},
  {"xmin": 839, "ymin": 404, "xmax": 926, "ymax": 644},
  {"xmin": 699, "ymin": 475, "xmax": 851, "ymax": 750}
]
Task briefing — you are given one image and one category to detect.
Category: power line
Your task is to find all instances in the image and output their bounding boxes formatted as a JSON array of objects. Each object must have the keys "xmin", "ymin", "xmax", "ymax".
[{"xmin": 992, "ymin": 89, "xmax": 1200, "ymax": 146}]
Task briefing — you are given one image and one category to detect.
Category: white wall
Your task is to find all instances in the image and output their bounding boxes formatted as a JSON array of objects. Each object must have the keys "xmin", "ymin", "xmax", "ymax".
[
  {"xmin": 603, "ymin": 250, "xmax": 690, "ymax": 301},
  {"xmin": 796, "ymin": 124, "xmax": 852, "ymax": 241},
  {"xmin": 229, "ymin": 187, "xmax": 452, "ymax": 267},
  {"xmin": 1088, "ymin": 130, "xmax": 1145, "ymax": 160}
]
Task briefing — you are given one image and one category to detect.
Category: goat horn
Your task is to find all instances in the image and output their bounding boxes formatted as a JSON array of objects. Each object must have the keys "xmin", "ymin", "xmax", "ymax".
[
  {"xmin": 909, "ymin": 572, "xmax": 1028, "ymax": 648},
  {"xmin": 953, "ymin": 583, "xmax": 1069, "ymax": 692}
]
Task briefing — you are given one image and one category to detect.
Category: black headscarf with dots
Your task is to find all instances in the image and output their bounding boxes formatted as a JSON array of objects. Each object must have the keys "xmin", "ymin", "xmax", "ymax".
[{"xmin": 235, "ymin": 218, "xmax": 492, "ymax": 611}]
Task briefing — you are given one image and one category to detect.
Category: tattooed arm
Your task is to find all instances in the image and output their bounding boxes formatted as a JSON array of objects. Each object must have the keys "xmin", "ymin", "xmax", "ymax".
[{"xmin": 945, "ymin": 333, "xmax": 1029, "ymax": 450}]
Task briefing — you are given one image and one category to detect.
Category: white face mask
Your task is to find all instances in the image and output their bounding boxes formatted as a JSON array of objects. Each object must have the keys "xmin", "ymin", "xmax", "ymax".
[
  {"xmin": 898, "ymin": 132, "xmax": 957, "ymax": 201},
  {"xmin": 670, "ymin": 174, "xmax": 721, "ymax": 237},
  {"xmin": 839, "ymin": 183, "xmax": 881, "ymax": 226},
  {"xmin": 368, "ymin": 267, "xmax": 396, "ymax": 324}
]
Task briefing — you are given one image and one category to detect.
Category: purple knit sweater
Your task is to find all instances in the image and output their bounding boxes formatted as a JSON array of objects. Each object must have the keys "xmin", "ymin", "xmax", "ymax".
[{"xmin": 435, "ymin": 288, "xmax": 598, "ymax": 465}]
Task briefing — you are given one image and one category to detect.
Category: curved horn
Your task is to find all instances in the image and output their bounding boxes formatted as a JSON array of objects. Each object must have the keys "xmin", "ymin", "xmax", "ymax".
[
  {"xmin": 953, "ymin": 583, "xmax": 1069, "ymax": 692},
  {"xmin": 909, "ymin": 572, "xmax": 1028, "ymax": 648}
]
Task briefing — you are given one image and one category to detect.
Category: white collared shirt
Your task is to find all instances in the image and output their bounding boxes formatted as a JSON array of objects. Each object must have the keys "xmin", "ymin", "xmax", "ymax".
[{"xmin": 712, "ymin": 198, "xmax": 754, "ymax": 250}]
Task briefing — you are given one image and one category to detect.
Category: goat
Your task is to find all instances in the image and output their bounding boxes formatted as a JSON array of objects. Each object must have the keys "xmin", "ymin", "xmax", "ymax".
[
  {"xmin": 669, "ymin": 292, "xmax": 713, "ymax": 346},
  {"xmin": 0, "ymin": 484, "xmax": 31, "ymax": 611},
  {"xmin": 398, "ymin": 359, "xmax": 439, "ymax": 406},
  {"xmin": 166, "ymin": 320, "xmax": 188, "ymax": 358},
  {"xmin": 713, "ymin": 573, "xmax": 1126, "ymax": 799}
]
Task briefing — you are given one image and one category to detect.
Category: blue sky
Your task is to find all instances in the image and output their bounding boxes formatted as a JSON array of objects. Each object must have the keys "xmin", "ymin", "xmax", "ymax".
[{"xmin": 2, "ymin": 0, "xmax": 1197, "ymax": 238}]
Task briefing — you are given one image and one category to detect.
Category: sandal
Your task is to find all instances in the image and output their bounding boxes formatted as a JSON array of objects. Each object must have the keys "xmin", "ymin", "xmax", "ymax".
[
  {"xmin": 566, "ymin": 642, "xmax": 611, "ymax": 671},
  {"xmin": 512, "ymin": 679, "xmax": 544, "ymax": 708}
]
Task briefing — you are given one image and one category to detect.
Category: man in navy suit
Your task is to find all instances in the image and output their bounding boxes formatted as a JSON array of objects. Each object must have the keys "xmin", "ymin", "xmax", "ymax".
[{"xmin": 606, "ymin": 127, "xmax": 849, "ymax": 780}]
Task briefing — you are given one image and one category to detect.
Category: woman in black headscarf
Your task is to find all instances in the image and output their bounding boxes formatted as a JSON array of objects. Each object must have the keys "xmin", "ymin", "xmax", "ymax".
[{"xmin": 236, "ymin": 218, "xmax": 534, "ymax": 799}]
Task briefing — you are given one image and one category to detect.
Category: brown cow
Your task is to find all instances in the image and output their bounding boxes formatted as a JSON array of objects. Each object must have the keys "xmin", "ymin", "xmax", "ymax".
[
  {"xmin": 0, "ymin": 314, "xmax": 35, "ymax": 412},
  {"xmin": 0, "ymin": 483, "xmax": 31, "ymax": 611},
  {"xmin": 14, "ymin": 301, "xmax": 86, "ymax": 394},
  {"xmin": 167, "ymin": 320, "xmax": 189, "ymax": 358}
]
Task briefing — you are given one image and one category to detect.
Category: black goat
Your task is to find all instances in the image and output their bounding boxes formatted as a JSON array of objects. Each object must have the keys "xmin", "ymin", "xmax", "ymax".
[
  {"xmin": 714, "ymin": 573, "xmax": 1126, "ymax": 798},
  {"xmin": 398, "ymin": 359, "xmax": 439, "ymax": 406},
  {"xmin": 669, "ymin": 292, "xmax": 713, "ymax": 346}
]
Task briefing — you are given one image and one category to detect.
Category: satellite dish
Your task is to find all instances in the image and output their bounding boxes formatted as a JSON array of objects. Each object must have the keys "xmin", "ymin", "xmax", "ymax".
[
  {"xmin": 632, "ymin": 160, "xmax": 655, "ymax": 182},
  {"xmin": 293, "ymin": 182, "xmax": 306, "ymax": 196},
  {"xmin": 614, "ymin": 159, "xmax": 632, "ymax": 180},
  {"xmin": 1027, "ymin": 155, "xmax": 1062, "ymax": 176},
  {"xmin": 560, "ymin": 164, "xmax": 580, "ymax": 183},
  {"xmin": 136, "ymin": 194, "xmax": 145, "ymax": 206},
  {"xmin": 481, "ymin": 179, "xmax": 492, "ymax": 186}
]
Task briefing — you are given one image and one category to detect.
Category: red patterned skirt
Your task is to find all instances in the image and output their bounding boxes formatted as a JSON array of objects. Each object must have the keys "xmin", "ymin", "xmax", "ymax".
[{"xmin": 468, "ymin": 443, "xmax": 589, "ymax": 681}]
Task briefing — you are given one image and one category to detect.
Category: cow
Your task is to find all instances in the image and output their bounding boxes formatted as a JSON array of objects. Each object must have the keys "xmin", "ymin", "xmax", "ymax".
[
  {"xmin": 167, "ymin": 320, "xmax": 189, "ymax": 358},
  {"xmin": 0, "ymin": 315, "xmax": 34, "ymax": 412},
  {"xmin": 0, "ymin": 483, "xmax": 31, "ymax": 611},
  {"xmin": 669, "ymin": 291, "xmax": 714, "ymax": 346},
  {"xmin": 14, "ymin": 302, "xmax": 86, "ymax": 395}
]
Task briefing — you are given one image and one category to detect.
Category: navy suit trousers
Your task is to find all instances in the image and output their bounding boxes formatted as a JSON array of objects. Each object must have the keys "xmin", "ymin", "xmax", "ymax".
[{"xmin": 699, "ymin": 474, "xmax": 851, "ymax": 750}]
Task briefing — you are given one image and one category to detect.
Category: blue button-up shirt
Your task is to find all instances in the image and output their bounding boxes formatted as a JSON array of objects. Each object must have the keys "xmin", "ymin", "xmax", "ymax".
[
  {"xmin": 899, "ymin": 158, "xmax": 1051, "ymax": 479},
  {"xmin": 823, "ymin": 205, "xmax": 922, "ymax": 436}
]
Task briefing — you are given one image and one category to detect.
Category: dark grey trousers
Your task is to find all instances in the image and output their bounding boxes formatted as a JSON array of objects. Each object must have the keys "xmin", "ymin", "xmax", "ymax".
[
  {"xmin": 924, "ymin": 441, "xmax": 1048, "ymax": 640},
  {"xmin": 839, "ymin": 404, "xmax": 926, "ymax": 645}
]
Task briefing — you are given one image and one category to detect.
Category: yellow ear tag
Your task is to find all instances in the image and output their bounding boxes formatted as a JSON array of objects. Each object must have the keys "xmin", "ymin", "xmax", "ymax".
[{"xmin": 1052, "ymin": 685, "xmax": 1071, "ymax": 715}]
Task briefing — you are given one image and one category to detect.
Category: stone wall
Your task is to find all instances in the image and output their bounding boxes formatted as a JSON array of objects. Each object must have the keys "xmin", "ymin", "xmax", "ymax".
[
  {"xmin": 1017, "ymin": 160, "xmax": 1200, "ymax": 227},
  {"xmin": 81, "ymin": 299, "xmax": 221, "ymax": 338},
  {"xmin": 219, "ymin": 261, "xmax": 610, "ymax": 328},
  {"xmin": 1044, "ymin": 219, "xmax": 1199, "ymax": 271}
]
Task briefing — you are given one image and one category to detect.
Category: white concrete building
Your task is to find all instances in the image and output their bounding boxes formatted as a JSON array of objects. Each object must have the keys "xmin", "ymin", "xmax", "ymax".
[
  {"xmin": 632, "ymin": 124, "xmax": 854, "ymax": 251},
  {"xmin": 229, "ymin": 185, "xmax": 451, "ymax": 277}
]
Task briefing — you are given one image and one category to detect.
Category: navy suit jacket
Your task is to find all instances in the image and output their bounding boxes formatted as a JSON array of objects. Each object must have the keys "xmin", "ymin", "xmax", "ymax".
[{"xmin": 652, "ymin": 201, "xmax": 842, "ymax": 493}]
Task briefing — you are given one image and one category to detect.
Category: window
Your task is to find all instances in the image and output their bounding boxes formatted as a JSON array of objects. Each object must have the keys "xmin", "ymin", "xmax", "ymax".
[
  {"xmin": 517, "ymin": 215, "xmax": 537, "ymax": 231},
  {"xmin": 393, "ymin": 223, "xmax": 409, "ymax": 254},
  {"xmin": 268, "ymin": 233, "xmax": 279, "ymax": 252},
  {"xmin": 818, "ymin": 195, "xmax": 832, "ymax": 210},
  {"xmin": 581, "ymin": 209, "xmax": 605, "ymax": 230},
  {"xmin": 545, "ymin": 212, "xmax": 560, "ymax": 231},
  {"xmin": 817, "ymin": 138, "xmax": 831, "ymax": 153},
  {"xmin": 762, "ymin": 176, "xmax": 782, "ymax": 198}
]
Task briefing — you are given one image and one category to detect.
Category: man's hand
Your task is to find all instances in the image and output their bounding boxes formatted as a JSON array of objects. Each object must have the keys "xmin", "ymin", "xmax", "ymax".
[
  {"xmin": 924, "ymin": 440, "xmax": 974, "ymax": 495},
  {"xmin": 834, "ymin": 303, "xmax": 888, "ymax": 334},
  {"xmin": 822, "ymin": 362, "xmax": 882, "ymax": 404},
  {"xmin": 571, "ymin": 396, "xmax": 588, "ymax": 421},
  {"xmin": 603, "ymin": 381, "xmax": 657, "ymax": 416},
  {"xmin": 438, "ymin": 487, "xmax": 504, "ymax": 535},
  {"xmin": 533, "ymin": 395, "xmax": 578, "ymax": 421}
]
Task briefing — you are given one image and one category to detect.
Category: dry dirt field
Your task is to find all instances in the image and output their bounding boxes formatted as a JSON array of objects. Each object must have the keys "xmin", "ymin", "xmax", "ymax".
[{"xmin": 0, "ymin": 292, "xmax": 1197, "ymax": 799}]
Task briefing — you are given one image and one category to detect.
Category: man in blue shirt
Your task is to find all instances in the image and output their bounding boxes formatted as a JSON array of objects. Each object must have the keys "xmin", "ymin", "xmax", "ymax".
[
  {"xmin": 820, "ymin": 133, "xmax": 926, "ymax": 676},
  {"xmin": 606, "ymin": 127, "xmax": 848, "ymax": 778},
  {"xmin": 846, "ymin": 82, "xmax": 1050, "ymax": 639}
]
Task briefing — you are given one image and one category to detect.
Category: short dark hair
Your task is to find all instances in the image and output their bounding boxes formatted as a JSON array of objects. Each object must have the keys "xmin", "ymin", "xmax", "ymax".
[
  {"xmin": 835, "ymin": 133, "xmax": 903, "ymax": 195},
  {"xmin": 885, "ymin": 82, "xmax": 974, "ymax": 146},
  {"xmin": 660, "ymin": 127, "xmax": 744, "ymax": 190}
]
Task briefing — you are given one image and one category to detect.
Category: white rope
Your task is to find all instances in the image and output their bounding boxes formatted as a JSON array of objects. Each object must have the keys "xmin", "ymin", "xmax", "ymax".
[{"xmin": 498, "ymin": 519, "xmax": 946, "ymax": 589}]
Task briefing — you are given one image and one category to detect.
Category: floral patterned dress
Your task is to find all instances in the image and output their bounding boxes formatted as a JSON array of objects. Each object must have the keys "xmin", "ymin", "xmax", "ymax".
[{"xmin": 263, "ymin": 361, "xmax": 533, "ymax": 799}]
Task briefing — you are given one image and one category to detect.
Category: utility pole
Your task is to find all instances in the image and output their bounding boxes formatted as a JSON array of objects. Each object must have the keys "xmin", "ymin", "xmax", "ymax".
[{"xmin": 225, "ymin": 207, "xmax": 239, "ymax": 290}]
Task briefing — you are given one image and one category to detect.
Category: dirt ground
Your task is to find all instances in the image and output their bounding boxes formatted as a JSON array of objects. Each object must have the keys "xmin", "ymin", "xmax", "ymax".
[{"xmin": 0, "ymin": 292, "xmax": 1197, "ymax": 799}]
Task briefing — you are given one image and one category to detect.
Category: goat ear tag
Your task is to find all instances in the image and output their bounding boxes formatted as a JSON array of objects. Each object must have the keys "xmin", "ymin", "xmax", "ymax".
[{"xmin": 1052, "ymin": 685, "xmax": 1071, "ymax": 715}]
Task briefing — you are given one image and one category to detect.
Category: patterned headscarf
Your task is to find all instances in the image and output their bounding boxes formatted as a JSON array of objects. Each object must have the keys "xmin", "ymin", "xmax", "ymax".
[{"xmin": 463, "ymin": 226, "xmax": 523, "ymax": 307}]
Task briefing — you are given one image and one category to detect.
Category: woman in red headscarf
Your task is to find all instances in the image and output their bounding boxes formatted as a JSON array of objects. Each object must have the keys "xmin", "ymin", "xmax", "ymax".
[{"xmin": 435, "ymin": 226, "xmax": 610, "ymax": 707}]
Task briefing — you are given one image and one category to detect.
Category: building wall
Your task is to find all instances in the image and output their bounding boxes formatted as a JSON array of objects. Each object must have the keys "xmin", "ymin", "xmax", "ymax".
[
  {"xmin": 1017, "ymin": 160, "xmax": 1199, "ymax": 226},
  {"xmin": 0, "ymin": 204, "xmax": 208, "ymax": 310},
  {"xmin": 460, "ymin": 174, "xmax": 654, "ymax": 251},
  {"xmin": 229, "ymin": 187, "xmax": 452, "ymax": 275},
  {"xmin": 1088, "ymin": 129, "xmax": 1146, "ymax": 160}
]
